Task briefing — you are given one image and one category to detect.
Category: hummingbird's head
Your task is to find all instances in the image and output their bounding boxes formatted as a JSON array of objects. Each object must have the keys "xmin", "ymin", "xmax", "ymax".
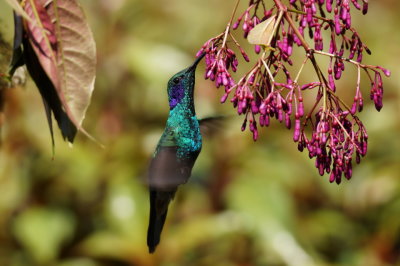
[{"xmin": 167, "ymin": 53, "xmax": 205, "ymax": 110}]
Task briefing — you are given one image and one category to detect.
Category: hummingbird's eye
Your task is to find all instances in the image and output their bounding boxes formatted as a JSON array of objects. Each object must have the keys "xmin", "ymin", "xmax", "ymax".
[{"xmin": 173, "ymin": 76, "xmax": 181, "ymax": 84}]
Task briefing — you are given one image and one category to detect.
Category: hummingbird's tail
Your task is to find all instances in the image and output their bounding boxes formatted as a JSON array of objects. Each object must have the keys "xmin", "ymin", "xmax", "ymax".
[{"xmin": 147, "ymin": 189, "xmax": 174, "ymax": 253}]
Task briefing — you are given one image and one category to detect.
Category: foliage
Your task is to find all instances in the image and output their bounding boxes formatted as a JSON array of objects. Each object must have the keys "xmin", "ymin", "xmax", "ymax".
[{"xmin": 5, "ymin": 0, "xmax": 97, "ymax": 146}]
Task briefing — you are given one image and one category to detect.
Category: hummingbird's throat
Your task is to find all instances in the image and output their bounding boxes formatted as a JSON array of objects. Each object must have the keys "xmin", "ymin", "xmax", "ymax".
[
  {"xmin": 168, "ymin": 82, "xmax": 194, "ymax": 110},
  {"xmin": 168, "ymin": 82, "xmax": 185, "ymax": 109}
]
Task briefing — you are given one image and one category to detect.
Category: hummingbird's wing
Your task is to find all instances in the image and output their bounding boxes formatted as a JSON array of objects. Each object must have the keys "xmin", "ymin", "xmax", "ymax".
[
  {"xmin": 148, "ymin": 147, "xmax": 196, "ymax": 189},
  {"xmin": 147, "ymin": 137, "xmax": 199, "ymax": 253},
  {"xmin": 199, "ymin": 116, "xmax": 226, "ymax": 137}
]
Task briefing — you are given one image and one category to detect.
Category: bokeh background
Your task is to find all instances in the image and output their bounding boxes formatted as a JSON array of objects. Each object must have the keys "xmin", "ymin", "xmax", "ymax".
[{"xmin": 0, "ymin": 0, "xmax": 399, "ymax": 265}]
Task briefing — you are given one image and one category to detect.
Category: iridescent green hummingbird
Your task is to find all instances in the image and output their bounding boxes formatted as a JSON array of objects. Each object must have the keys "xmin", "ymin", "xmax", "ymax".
[{"xmin": 147, "ymin": 54, "xmax": 206, "ymax": 253}]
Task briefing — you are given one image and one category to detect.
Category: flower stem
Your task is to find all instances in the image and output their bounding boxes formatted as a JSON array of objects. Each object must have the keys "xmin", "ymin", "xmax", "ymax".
[
  {"xmin": 294, "ymin": 56, "xmax": 309, "ymax": 84},
  {"xmin": 223, "ymin": 0, "xmax": 242, "ymax": 47},
  {"xmin": 229, "ymin": 0, "xmax": 241, "ymax": 25},
  {"xmin": 287, "ymin": 8, "xmax": 331, "ymax": 23}
]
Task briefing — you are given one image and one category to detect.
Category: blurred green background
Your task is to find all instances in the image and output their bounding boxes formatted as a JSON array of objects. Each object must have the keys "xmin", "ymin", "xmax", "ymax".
[{"xmin": 0, "ymin": 0, "xmax": 399, "ymax": 265}]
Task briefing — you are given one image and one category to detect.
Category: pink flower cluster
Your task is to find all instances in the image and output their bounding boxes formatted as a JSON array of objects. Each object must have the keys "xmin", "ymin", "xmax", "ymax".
[
  {"xmin": 228, "ymin": 68, "xmax": 313, "ymax": 142},
  {"xmin": 233, "ymin": 4, "xmax": 274, "ymax": 38},
  {"xmin": 197, "ymin": 0, "xmax": 389, "ymax": 184},
  {"xmin": 232, "ymin": 1, "xmax": 275, "ymax": 54},
  {"xmin": 370, "ymin": 70, "xmax": 384, "ymax": 112},
  {"xmin": 290, "ymin": 0, "xmax": 369, "ymax": 31},
  {"xmin": 296, "ymin": 106, "xmax": 367, "ymax": 183},
  {"xmin": 197, "ymin": 37, "xmax": 251, "ymax": 101}
]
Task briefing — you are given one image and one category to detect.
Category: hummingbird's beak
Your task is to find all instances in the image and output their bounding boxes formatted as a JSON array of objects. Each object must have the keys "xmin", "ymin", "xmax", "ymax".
[{"xmin": 186, "ymin": 52, "xmax": 206, "ymax": 73}]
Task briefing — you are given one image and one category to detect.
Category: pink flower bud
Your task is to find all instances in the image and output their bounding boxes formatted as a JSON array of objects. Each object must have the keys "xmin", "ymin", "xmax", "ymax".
[
  {"xmin": 285, "ymin": 113, "xmax": 291, "ymax": 129},
  {"xmin": 298, "ymin": 101, "xmax": 304, "ymax": 117},
  {"xmin": 241, "ymin": 119, "xmax": 247, "ymax": 131},
  {"xmin": 253, "ymin": 129, "xmax": 259, "ymax": 141},
  {"xmin": 362, "ymin": 2, "xmax": 368, "ymax": 14},
  {"xmin": 293, "ymin": 119, "xmax": 301, "ymax": 142},
  {"xmin": 329, "ymin": 172, "xmax": 336, "ymax": 183},
  {"xmin": 350, "ymin": 100, "xmax": 357, "ymax": 115},
  {"xmin": 240, "ymin": 48, "xmax": 250, "ymax": 62},
  {"xmin": 377, "ymin": 66, "xmax": 391, "ymax": 77},
  {"xmin": 233, "ymin": 21, "xmax": 240, "ymax": 30},
  {"xmin": 220, "ymin": 93, "xmax": 229, "ymax": 103}
]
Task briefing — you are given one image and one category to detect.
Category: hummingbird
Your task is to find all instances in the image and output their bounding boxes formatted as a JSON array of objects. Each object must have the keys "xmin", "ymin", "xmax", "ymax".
[{"xmin": 147, "ymin": 54, "xmax": 206, "ymax": 253}]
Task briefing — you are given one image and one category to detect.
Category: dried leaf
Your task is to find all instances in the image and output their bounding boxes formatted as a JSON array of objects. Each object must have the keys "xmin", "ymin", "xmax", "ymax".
[
  {"xmin": 43, "ymin": 0, "xmax": 97, "ymax": 127},
  {"xmin": 42, "ymin": 95, "xmax": 55, "ymax": 156},
  {"xmin": 23, "ymin": 36, "xmax": 77, "ymax": 143},
  {"xmin": 23, "ymin": 0, "xmax": 76, "ymax": 143},
  {"xmin": 23, "ymin": 0, "xmax": 97, "ymax": 143},
  {"xmin": 247, "ymin": 15, "xmax": 277, "ymax": 47},
  {"xmin": 9, "ymin": 12, "xmax": 25, "ymax": 77}
]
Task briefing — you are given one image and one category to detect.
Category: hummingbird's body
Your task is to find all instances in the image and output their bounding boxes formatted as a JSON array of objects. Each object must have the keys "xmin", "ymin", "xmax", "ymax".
[{"xmin": 147, "ymin": 55, "xmax": 204, "ymax": 253}]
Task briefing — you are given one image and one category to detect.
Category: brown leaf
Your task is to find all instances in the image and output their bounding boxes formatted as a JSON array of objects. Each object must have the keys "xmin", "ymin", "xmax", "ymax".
[
  {"xmin": 9, "ymin": 12, "xmax": 25, "ymax": 77},
  {"xmin": 23, "ymin": 0, "xmax": 97, "ymax": 142},
  {"xmin": 23, "ymin": 0, "xmax": 58, "ymax": 84},
  {"xmin": 23, "ymin": 36, "xmax": 77, "ymax": 144}
]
